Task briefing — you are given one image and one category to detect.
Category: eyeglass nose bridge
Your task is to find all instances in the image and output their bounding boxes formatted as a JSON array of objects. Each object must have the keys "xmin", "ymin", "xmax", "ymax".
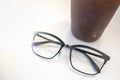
[{"xmin": 64, "ymin": 44, "xmax": 71, "ymax": 48}]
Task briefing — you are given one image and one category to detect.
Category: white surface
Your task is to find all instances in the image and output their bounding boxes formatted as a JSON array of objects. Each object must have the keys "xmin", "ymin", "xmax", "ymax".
[{"xmin": 0, "ymin": 0, "xmax": 120, "ymax": 80}]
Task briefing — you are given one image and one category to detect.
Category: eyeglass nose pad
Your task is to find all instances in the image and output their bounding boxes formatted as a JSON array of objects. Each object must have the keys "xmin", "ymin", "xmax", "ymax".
[
  {"xmin": 57, "ymin": 51, "xmax": 61, "ymax": 57},
  {"xmin": 58, "ymin": 51, "xmax": 61, "ymax": 54}
]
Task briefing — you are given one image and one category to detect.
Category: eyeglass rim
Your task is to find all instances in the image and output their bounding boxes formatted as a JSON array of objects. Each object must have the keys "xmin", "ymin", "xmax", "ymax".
[
  {"xmin": 69, "ymin": 45, "xmax": 109, "ymax": 75},
  {"xmin": 32, "ymin": 32, "xmax": 65, "ymax": 59}
]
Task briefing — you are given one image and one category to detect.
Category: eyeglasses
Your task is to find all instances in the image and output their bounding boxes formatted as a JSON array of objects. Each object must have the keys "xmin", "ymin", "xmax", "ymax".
[{"xmin": 32, "ymin": 32, "xmax": 110, "ymax": 75}]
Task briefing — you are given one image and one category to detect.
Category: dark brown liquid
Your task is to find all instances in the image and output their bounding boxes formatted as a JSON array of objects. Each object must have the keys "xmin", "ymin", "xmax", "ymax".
[{"xmin": 71, "ymin": 0, "xmax": 120, "ymax": 42}]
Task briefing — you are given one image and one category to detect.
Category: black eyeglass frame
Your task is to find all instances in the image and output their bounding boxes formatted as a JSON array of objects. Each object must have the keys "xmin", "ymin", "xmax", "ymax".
[{"xmin": 32, "ymin": 32, "xmax": 110, "ymax": 75}]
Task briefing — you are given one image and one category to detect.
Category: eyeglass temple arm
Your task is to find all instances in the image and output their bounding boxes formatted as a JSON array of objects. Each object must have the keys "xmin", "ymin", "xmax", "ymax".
[
  {"xmin": 33, "ymin": 41, "xmax": 61, "ymax": 46},
  {"xmin": 84, "ymin": 52, "xmax": 100, "ymax": 72},
  {"xmin": 33, "ymin": 34, "xmax": 61, "ymax": 45},
  {"xmin": 65, "ymin": 44, "xmax": 104, "ymax": 59},
  {"xmin": 72, "ymin": 46, "xmax": 110, "ymax": 61},
  {"xmin": 73, "ymin": 47, "xmax": 104, "ymax": 59}
]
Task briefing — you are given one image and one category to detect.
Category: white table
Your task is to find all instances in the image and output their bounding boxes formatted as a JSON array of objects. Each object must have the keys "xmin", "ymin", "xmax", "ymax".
[{"xmin": 0, "ymin": 0, "xmax": 120, "ymax": 80}]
